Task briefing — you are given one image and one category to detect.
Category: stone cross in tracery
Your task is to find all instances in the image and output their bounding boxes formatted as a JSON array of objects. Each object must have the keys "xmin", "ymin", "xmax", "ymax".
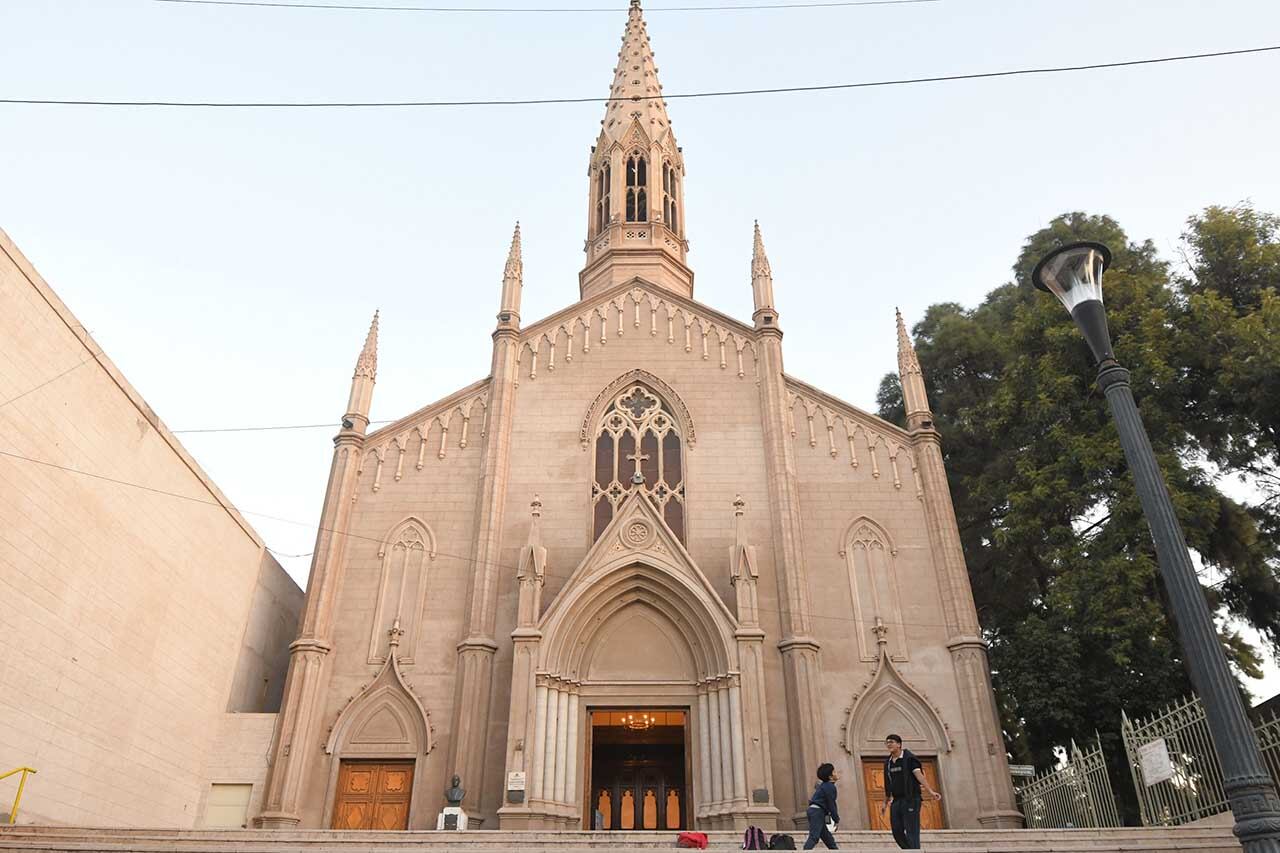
[{"xmin": 626, "ymin": 449, "xmax": 650, "ymax": 484}]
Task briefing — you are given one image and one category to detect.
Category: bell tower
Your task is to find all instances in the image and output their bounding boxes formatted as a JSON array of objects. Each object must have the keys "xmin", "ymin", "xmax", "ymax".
[{"xmin": 580, "ymin": 0, "xmax": 693, "ymax": 301}]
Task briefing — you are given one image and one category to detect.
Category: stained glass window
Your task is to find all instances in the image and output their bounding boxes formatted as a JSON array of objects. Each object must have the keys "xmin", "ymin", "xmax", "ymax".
[{"xmin": 591, "ymin": 383, "xmax": 686, "ymax": 542}]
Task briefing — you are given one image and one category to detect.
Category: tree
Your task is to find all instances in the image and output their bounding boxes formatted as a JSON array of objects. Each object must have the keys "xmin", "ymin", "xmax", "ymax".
[{"xmin": 877, "ymin": 205, "xmax": 1280, "ymax": 819}]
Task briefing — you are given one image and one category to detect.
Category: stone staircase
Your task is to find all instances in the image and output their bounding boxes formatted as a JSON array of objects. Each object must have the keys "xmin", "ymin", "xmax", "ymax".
[{"xmin": 0, "ymin": 826, "xmax": 1243, "ymax": 853}]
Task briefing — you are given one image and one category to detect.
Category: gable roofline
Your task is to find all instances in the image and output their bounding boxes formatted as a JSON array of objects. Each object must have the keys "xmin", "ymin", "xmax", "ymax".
[
  {"xmin": 364, "ymin": 376, "xmax": 491, "ymax": 445},
  {"xmin": 518, "ymin": 277, "xmax": 756, "ymax": 343},
  {"xmin": 783, "ymin": 373, "xmax": 912, "ymax": 442}
]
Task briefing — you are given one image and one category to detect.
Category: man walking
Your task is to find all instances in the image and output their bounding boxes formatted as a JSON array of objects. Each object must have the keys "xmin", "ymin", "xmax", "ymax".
[{"xmin": 879, "ymin": 734, "xmax": 941, "ymax": 849}]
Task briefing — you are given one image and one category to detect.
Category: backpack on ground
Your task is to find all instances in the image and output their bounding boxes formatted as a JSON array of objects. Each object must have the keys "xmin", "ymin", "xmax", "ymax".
[
  {"xmin": 768, "ymin": 833, "xmax": 796, "ymax": 850},
  {"xmin": 743, "ymin": 825, "xmax": 768, "ymax": 849},
  {"xmin": 677, "ymin": 831, "xmax": 709, "ymax": 849}
]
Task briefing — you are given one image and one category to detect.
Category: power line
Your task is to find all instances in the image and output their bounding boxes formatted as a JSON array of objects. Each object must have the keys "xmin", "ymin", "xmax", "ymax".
[
  {"xmin": 0, "ymin": 445, "xmax": 1236, "ymax": 632},
  {"xmin": 154, "ymin": 0, "xmax": 940, "ymax": 12},
  {"xmin": 3, "ymin": 44, "xmax": 1278, "ymax": 108},
  {"xmin": 172, "ymin": 420, "xmax": 394, "ymax": 434}
]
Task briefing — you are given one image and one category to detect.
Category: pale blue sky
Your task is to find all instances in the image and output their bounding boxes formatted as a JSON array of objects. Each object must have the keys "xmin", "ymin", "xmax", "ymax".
[{"xmin": 2, "ymin": 0, "xmax": 1279, "ymax": 700}]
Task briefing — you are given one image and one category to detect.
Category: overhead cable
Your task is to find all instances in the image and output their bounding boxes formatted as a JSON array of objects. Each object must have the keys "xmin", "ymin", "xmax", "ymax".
[{"xmin": 3, "ymin": 44, "xmax": 1278, "ymax": 108}]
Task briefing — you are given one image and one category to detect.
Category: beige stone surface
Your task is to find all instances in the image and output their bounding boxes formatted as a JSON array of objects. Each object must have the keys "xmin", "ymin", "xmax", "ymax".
[
  {"xmin": 258, "ymin": 0, "xmax": 1020, "ymax": 834},
  {"xmin": 0, "ymin": 229, "xmax": 302, "ymax": 827}
]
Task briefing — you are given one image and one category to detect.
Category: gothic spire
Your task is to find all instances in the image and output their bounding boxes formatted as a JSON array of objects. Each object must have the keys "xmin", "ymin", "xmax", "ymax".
[
  {"xmin": 580, "ymin": 0, "xmax": 692, "ymax": 301},
  {"xmin": 896, "ymin": 308, "xmax": 933, "ymax": 430},
  {"xmin": 498, "ymin": 222, "xmax": 522, "ymax": 330},
  {"xmin": 751, "ymin": 221, "xmax": 777, "ymax": 328},
  {"xmin": 600, "ymin": 0, "xmax": 674, "ymax": 148},
  {"xmin": 345, "ymin": 310, "xmax": 379, "ymax": 432}
]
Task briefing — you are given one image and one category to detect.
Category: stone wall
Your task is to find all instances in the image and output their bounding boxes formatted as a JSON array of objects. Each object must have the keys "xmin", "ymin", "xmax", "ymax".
[{"xmin": 0, "ymin": 228, "xmax": 301, "ymax": 827}]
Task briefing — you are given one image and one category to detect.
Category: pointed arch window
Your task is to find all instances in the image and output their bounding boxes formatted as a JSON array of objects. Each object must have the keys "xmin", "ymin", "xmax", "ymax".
[
  {"xmin": 591, "ymin": 383, "xmax": 685, "ymax": 542},
  {"xmin": 596, "ymin": 161, "xmax": 612, "ymax": 234},
  {"xmin": 625, "ymin": 153, "xmax": 648, "ymax": 223},
  {"xmin": 368, "ymin": 518, "xmax": 436, "ymax": 664},
  {"xmin": 662, "ymin": 161, "xmax": 679, "ymax": 235}
]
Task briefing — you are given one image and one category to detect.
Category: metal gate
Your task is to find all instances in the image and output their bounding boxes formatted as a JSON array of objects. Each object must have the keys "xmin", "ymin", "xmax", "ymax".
[
  {"xmin": 1015, "ymin": 738, "xmax": 1121, "ymax": 829},
  {"xmin": 1121, "ymin": 694, "xmax": 1280, "ymax": 826}
]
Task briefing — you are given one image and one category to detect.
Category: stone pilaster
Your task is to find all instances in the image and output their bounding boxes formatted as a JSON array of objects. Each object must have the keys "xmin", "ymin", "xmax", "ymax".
[
  {"xmin": 258, "ymin": 312, "xmax": 378, "ymax": 828},
  {"xmin": 898, "ymin": 311, "xmax": 1021, "ymax": 828},
  {"xmin": 751, "ymin": 233, "xmax": 824, "ymax": 825},
  {"xmin": 497, "ymin": 497, "xmax": 547, "ymax": 828},
  {"xmin": 446, "ymin": 230, "xmax": 523, "ymax": 825},
  {"xmin": 729, "ymin": 496, "xmax": 779, "ymax": 827}
]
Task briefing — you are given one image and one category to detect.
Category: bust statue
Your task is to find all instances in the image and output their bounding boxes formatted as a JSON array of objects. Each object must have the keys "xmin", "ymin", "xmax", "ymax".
[{"xmin": 445, "ymin": 775, "xmax": 465, "ymax": 807}]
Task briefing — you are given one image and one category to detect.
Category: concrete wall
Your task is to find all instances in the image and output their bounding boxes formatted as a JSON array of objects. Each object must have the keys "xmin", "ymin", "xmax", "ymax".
[
  {"xmin": 197, "ymin": 714, "xmax": 279, "ymax": 827},
  {"xmin": 0, "ymin": 228, "xmax": 301, "ymax": 827},
  {"xmin": 226, "ymin": 554, "xmax": 305, "ymax": 714}
]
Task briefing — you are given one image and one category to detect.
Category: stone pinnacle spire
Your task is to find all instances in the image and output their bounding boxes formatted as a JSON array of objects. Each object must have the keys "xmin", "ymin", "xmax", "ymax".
[
  {"xmin": 896, "ymin": 308, "xmax": 933, "ymax": 429},
  {"xmin": 751, "ymin": 221, "xmax": 777, "ymax": 328},
  {"xmin": 345, "ymin": 310, "xmax": 379, "ymax": 432},
  {"xmin": 498, "ymin": 223, "xmax": 523, "ymax": 330},
  {"xmin": 355, "ymin": 310, "xmax": 379, "ymax": 380}
]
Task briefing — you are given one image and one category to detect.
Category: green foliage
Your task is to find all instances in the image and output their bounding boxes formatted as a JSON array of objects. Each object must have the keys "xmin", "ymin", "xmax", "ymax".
[{"xmin": 877, "ymin": 205, "xmax": 1280, "ymax": 788}]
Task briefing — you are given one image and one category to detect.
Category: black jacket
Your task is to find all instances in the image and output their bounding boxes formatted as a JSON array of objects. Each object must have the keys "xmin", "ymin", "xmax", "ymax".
[
  {"xmin": 884, "ymin": 749, "xmax": 923, "ymax": 801},
  {"xmin": 808, "ymin": 779, "xmax": 840, "ymax": 824}
]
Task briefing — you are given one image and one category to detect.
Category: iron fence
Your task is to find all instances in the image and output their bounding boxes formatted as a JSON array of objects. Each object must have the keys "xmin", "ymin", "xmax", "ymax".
[
  {"xmin": 1122, "ymin": 695, "xmax": 1280, "ymax": 826},
  {"xmin": 1016, "ymin": 738, "xmax": 1121, "ymax": 829}
]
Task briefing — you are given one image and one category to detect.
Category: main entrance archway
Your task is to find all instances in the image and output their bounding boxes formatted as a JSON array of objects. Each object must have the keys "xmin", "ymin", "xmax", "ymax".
[
  {"xmin": 497, "ymin": 491, "xmax": 770, "ymax": 830},
  {"xmin": 587, "ymin": 709, "xmax": 689, "ymax": 830}
]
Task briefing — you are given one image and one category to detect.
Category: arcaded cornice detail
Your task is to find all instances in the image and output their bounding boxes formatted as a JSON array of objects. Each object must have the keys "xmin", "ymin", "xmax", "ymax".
[
  {"xmin": 580, "ymin": 368, "xmax": 696, "ymax": 449},
  {"xmin": 365, "ymin": 377, "xmax": 491, "ymax": 445},
  {"xmin": 783, "ymin": 375, "xmax": 911, "ymax": 442}
]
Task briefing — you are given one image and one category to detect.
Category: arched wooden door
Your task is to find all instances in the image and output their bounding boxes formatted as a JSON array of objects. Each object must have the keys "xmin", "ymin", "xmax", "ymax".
[{"xmin": 862, "ymin": 757, "xmax": 945, "ymax": 830}]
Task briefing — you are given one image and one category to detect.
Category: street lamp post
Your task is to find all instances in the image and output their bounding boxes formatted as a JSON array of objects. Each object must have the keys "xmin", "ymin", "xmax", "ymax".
[{"xmin": 1032, "ymin": 242, "xmax": 1280, "ymax": 852}]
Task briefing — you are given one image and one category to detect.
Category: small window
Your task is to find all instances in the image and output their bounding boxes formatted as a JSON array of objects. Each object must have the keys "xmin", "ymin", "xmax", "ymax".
[{"xmin": 625, "ymin": 153, "xmax": 648, "ymax": 223}]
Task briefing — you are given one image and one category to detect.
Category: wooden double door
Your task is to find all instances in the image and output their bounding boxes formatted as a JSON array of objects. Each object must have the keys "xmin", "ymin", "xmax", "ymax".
[
  {"xmin": 331, "ymin": 760, "xmax": 414, "ymax": 830},
  {"xmin": 861, "ymin": 757, "xmax": 945, "ymax": 830},
  {"xmin": 591, "ymin": 744, "xmax": 686, "ymax": 830}
]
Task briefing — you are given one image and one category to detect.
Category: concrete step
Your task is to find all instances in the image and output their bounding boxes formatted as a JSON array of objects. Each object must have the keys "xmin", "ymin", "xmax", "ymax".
[{"xmin": 0, "ymin": 827, "xmax": 1243, "ymax": 853}]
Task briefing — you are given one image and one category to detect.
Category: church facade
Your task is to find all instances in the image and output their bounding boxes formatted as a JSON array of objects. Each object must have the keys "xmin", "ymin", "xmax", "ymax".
[{"xmin": 257, "ymin": 0, "xmax": 1021, "ymax": 833}]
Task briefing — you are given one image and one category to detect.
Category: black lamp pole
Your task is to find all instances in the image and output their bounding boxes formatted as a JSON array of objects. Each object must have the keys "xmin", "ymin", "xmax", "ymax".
[{"xmin": 1032, "ymin": 242, "xmax": 1280, "ymax": 852}]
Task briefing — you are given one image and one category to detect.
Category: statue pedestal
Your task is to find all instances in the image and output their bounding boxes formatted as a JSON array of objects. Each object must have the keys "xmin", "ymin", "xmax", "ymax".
[{"xmin": 437, "ymin": 807, "xmax": 469, "ymax": 830}]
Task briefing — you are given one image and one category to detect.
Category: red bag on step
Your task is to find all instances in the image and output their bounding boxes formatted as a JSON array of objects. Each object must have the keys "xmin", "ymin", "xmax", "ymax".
[{"xmin": 677, "ymin": 831, "xmax": 709, "ymax": 848}]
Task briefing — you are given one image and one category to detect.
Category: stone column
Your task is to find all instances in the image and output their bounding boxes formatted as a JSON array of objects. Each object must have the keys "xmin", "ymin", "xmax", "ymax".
[
  {"xmin": 530, "ymin": 681, "xmax": 549, "ymax": 803},
  {"xmin": 913, "ymin": 426, "xmax": 1022, "ymax": 828},
  {"xmin": 554, "ymin": 689, "xmax": 571, "ymax": 802},
  {"xmin": 258, "ymin": 314, "xmax": 377, "ymax": 829},
  {"xmin": 729, "ymin": 681, "xmax": 749, "ymax": 804},
  {"xmin": 697, "ymin": 690, "xmax": 713, "ymax": 812},
  {"xmin": 542, "ymin": 684, "xmax": 561, "ymax": 801},
  {"xmin": 447, "ymin": 235, "xmax": 523, "ymax": 824},
  {"xmin": 707, "ymin": 684, "xmax": 723, "ymax": 805},
  {"xmin": 717, "ymin": 682, "xmax": 734, "ymax": 806},
  {"xmin": 565, "ymin": 690, "xmax": 580, "ymax": 812},
  {"xmin": 756, "ymin": 327, "xmax": 825, "ymax": 823}
]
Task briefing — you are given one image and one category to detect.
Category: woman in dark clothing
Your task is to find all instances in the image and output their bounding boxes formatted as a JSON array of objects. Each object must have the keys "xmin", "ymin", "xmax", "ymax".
[{"xmin": 803, "ymin": 762, "xmax": 840, "ymax": 850}]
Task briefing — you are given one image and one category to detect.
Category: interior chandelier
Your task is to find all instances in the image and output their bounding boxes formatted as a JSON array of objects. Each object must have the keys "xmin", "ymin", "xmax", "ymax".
[{"xmin": 623, "ymin": 713, "xmax": 655, "ymax": 731}]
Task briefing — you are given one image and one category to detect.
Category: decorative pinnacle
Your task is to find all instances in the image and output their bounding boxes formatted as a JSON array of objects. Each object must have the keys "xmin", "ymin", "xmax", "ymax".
[
  {"xmin": 896, "ymin": 307, "xmax": 922, "ymax": 376},
  {"xmin": 751, "ymin": 221, "xmax": 772, "ymax": 279},
  {"xmin": 733, "ymin": 494, "xmax": 746, "ymax": 516},
  {"xmin": 355, "ymin": 310, "xmax": 379, "ymax": 380},
  {"xmin": 530, "ymin": 494, "xmax": 542, "ymax": 518},
  {"xmin": 504, "ymin": 222, "xmax": 523, "ymax": 282}
]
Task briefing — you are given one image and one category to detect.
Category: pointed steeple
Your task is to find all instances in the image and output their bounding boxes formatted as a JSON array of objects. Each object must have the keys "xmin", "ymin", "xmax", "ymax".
[
  {"xmin": 896, "ymin": 309, "xmax": 933, "ymax": 430},
  {"xmin": 344, "ymin": 310, "xmax": 378, "ymax": 433},
  {"xmin": 751, "ymin": 221, "xmax": 778, "ymax": 329},
  {"xmin": 600, "ymin": 0, "xmax": 674, "ymax": 148},
  {"xmin": 498, "ymin": 222, "xmax": 522, "ymax": 331},
  {"xmin": 580, "ymin": 0, "xmax": 692, "ymax": 301}
]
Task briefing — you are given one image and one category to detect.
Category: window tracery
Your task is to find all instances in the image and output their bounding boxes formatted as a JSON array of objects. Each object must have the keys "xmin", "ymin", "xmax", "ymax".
[
  {"xmin": 596, "ymin": 161, "xmax": 612, "ymax": 233},
  {"xmin": 662, "ymin": 161, "xmax": 679, "ymax": 234},
  {"xmin": 591, "ymin": 383, "xmax": 685, "ymax": 542},
  {"xmin": 625, "ymin": 153, "xmax": 648, "ymax": 223}
]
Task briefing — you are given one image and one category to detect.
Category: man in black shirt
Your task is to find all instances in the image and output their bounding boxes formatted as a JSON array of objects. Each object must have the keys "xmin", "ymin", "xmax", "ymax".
[{"xmin": 879, "ymin": 733, "xmax": 941, "ymax": 849}]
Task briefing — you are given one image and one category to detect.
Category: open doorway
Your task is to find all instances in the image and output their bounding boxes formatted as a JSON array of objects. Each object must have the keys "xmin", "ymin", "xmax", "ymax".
[{"xmin": 586, "ymin": 709, "xmax": 688, "ymax": 830}]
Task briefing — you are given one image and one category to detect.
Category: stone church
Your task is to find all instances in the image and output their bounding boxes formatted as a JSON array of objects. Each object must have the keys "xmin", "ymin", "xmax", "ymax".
[{"xmin": 256, "ymin": 0, "xmax": 1021, "ymax": 834}]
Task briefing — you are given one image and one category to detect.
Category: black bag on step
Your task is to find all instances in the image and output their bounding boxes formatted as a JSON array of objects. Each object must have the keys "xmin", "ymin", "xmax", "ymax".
[{"xmin": 768, "ymin": 834, "xmax": 796, "ymax": 850}]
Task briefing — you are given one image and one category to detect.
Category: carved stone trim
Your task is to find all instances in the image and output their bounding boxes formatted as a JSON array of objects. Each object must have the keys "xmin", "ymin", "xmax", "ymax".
[{"xmin": 579, "ymin": 369, "xmax": 696, "ymax": 449}]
